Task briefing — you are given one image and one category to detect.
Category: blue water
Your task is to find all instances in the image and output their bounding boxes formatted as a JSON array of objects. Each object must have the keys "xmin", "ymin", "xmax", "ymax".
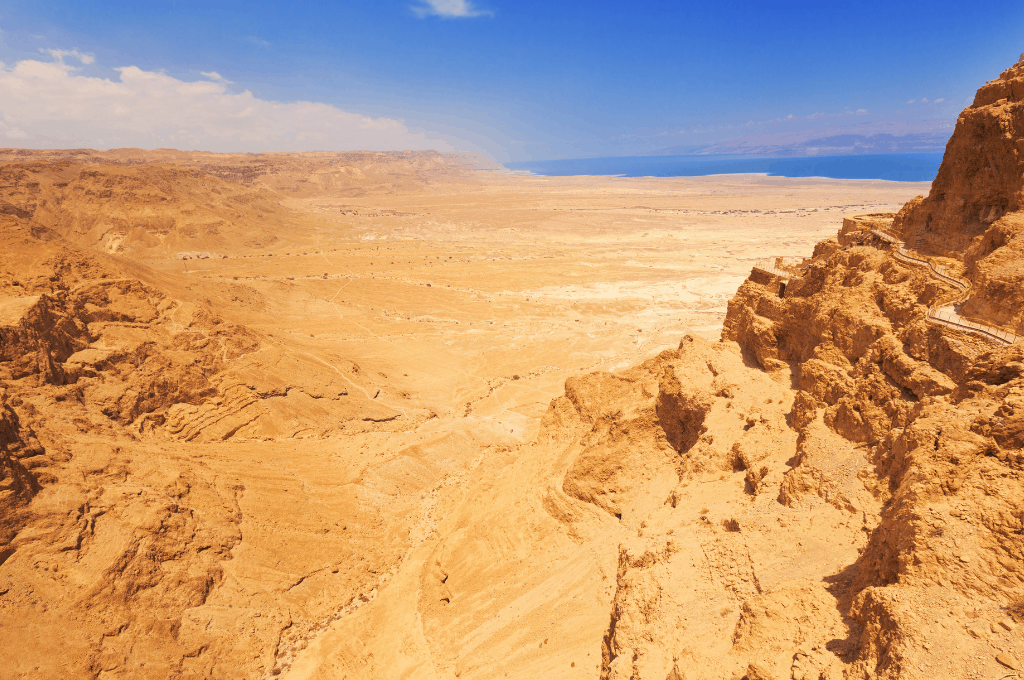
[{"xmin": 504, "ymin": 153, "xmax": 943, "ymax": 182}]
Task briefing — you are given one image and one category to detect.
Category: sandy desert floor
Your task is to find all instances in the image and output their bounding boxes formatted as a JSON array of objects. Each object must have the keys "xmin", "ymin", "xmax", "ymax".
[{"xmin": 159, "ymin": 172, "xmax": 925, "ymax": 437}]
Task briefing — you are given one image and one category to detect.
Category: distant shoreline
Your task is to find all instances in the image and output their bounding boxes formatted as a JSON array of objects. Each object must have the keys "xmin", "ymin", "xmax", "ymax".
[{"xmin": 504, "ymin": 152, "xmax": 943, "ymax": 182}]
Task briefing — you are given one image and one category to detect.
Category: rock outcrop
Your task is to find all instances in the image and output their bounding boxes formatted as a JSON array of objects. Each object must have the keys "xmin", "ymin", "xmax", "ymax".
[
  {"xmin": 712, "ymin": 55, "xmax": 1024, "ymax": 677},
  {"xmin": 894, "ymin": 54, "xmax": 1024, "ymax": 334}
]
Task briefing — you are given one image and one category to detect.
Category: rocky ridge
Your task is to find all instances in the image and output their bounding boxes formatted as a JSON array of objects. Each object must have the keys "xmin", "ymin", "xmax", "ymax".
[
  {"xmin": 893, "ymin": 55, "xmax": 1024, "ymax": 335},
  {"xmin": 0, "ymin": 149, "xmax": 493, "ymax": 200},
  {"xmin": 600, "ymin": 57, "xmax": 1024, "ymax": 677}
]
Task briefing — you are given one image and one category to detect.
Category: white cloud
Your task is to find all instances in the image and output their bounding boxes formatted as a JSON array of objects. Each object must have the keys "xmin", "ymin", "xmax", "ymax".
[
  {"xmin": 201, "ymin": 71, "xmax": 233, "ymax": 83},
  {"xmin": 0, "ymin": 120, "xmax": 28, "ymax": 139},
  {"xmin": 0, "ymin": 56, "xmax": 461, "ymax": 153},
  {"xmin": 39, "ymin": 48, "xmax": 94, "ymax": 65},
  {"xmin": 904, "ymin": 97, "xmax": 947, "ymax": 106},
  {"xmin": 413, "ymin": 0, "xmax": 491, "ymax": 18},
  {"xmin": 856, "ymin": 108, "xmax": 867, "ymax": 114}
]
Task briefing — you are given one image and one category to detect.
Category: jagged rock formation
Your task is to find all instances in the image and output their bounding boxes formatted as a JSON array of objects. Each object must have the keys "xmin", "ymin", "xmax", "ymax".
[
  {"xmin": 574, "ymin": 57, "xmax": 1024, "ymax": 678},
  {"xmin": 0, "ymin": 390, "xmax": 46, "ymax": 549},
  {"xmin": 646, "ymin": 56, "xmax": 1024, "ymax": 677},
  {"xmin": 722, "ymin": 225, "xmax": 1024, "ymax": 675},
  {"xmin": 894, "ymin": 54, "xmax": 1024, "ymax": 334}
]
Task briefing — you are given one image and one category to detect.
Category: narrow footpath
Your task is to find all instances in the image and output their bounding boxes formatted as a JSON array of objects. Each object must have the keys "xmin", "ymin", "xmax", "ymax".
[{"xmin": 753, "ymin": 225, "xmax": 1018, "ymax": 345}]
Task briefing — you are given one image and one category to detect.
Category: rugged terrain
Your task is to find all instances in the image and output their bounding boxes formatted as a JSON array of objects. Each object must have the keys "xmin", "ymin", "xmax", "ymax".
[
  {"xmin": 281, "ymin": 59, "xmax": 1024, "ymax": 680},
  {"xmin": 2, "ymin": 56, "xmax": 1023, "ymax": 680}
]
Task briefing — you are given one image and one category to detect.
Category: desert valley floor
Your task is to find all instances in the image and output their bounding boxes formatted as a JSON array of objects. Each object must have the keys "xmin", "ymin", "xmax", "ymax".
[{"xmin": 172, "ymin": 171, "xmax": 925, "ymax": 433}]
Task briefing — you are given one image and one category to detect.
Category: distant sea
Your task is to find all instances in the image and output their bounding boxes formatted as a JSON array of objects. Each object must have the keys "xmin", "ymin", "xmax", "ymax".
[{"xmin": 504, "ymin": 153, "xmax": 943, "ymax": 182}]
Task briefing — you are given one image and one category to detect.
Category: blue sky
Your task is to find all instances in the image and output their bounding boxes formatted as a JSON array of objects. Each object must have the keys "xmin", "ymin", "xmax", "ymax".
[{"xmin": 0, "ymin": 0, "xmax": 1022, "ymax": 161}]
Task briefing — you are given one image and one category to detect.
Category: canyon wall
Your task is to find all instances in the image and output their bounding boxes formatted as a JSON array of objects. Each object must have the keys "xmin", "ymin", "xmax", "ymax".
[{"xmin": 592, "ymin": 56, "xmax": 1024, "ymax": 678}]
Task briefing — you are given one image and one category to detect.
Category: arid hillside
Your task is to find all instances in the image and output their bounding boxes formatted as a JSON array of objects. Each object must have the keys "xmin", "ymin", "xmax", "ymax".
[
  {"xmin": 0, "ymin": 149, "xmax": 496, "ymax": 199},
  {"xmin": 892, "ymin": 56, "xmax": 1024, "ymax": 334}
]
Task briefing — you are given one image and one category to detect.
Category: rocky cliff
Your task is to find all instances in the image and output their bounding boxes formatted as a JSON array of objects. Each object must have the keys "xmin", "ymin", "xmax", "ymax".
[
  {"xmin": 595, "ymin": 57, "xmax": 1024, "ymax": 677},
  {"xmin": 894, "ymin": 54, "xmax": 1024, "ymax": 334}
]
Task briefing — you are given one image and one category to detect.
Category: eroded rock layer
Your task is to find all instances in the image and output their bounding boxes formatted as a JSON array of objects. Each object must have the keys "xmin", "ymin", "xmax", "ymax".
[
  {"xmin": 579, "ymin": 58, "xmax": 1024, "ymax": 677},
  {"xmin": 587, "ymin": 58, "xmax": 1024, "ymax": 678}
]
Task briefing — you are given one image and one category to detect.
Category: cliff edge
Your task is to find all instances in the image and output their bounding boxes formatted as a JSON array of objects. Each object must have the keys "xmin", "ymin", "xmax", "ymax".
[{"xmin": 894, "ymin": 54, "xmax": 1024, "ymax": 334}]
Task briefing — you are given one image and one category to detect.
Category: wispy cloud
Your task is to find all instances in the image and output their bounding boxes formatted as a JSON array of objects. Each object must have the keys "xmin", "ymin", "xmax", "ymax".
[
  {"xmin": 413, "ymin": 0, "xmax": 492, "ymax": 18},
  {"xmin": 657, "ymin": 105, "xmax": 886, "ymax": 139},
  {"xmin": 246, "ymin": 35, "xmax": 270, "ymax": 47},
  {"xmin": 0, "ymin": 54, "xmax": 459, "ymax": 152},
  {"xmin": 902, "ymin": 97, "xmax": 949, "ymax": 108},
  {"xmin": 201, "ymin": 71, "xmax": 233, "ymax": 84},
  {"xmin": 39, "ymin": 48, "xmax": 94, "ymax": 65}
]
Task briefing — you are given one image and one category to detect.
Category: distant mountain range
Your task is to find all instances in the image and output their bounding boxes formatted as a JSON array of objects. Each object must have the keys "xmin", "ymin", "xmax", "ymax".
[{"xmin": 650, "ymin": 121, "xmax": 956, "ymax": 157}]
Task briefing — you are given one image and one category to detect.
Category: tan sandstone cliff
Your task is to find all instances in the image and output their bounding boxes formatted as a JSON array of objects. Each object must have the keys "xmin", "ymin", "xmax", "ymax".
[
  {"xmin": 601, "ymin": 56, "xmax": 1024, "ymax": 677},
  {"xmin": 893, "ymin": 54, "xmax": 1024, "ymax": 335}
]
